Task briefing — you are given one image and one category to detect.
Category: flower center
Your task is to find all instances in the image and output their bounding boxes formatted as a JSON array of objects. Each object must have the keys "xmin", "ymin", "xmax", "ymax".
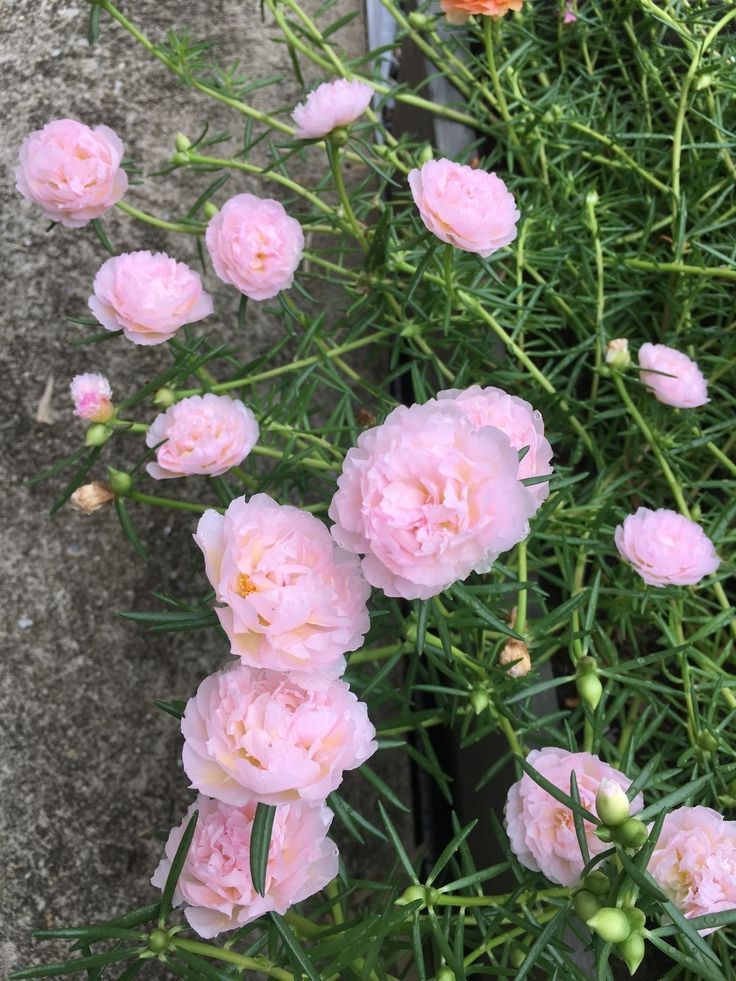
[{"xmin": 236, "ymin": 573, "xmax": 256, "ymax": 598}]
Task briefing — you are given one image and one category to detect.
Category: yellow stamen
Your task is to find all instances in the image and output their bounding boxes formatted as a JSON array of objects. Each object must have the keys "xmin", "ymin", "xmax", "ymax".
[{"xmin": 237, "ymin": 573, "xmax": 256, "ymax": 598}]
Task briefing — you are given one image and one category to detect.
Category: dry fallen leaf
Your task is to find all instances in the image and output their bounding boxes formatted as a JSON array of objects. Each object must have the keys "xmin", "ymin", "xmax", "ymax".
[{"xmin": 36, "ymin": 374, "xmax": 55, "ymax": 425}]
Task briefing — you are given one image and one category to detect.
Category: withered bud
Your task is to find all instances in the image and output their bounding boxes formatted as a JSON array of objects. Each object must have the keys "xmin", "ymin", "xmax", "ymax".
[
  {"xmin": 499, "ymin": 638, "xmax": 531, "ymax": 678},
  {"xmin": 356, "ymin": 409, "xmax": 377, "ymax": 428},
  {"xmin": 70, "ymin": 481, "xmax": 115, "ymax": 514}
]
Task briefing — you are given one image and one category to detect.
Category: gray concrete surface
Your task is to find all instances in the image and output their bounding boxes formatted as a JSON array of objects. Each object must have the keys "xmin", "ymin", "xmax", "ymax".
[{"xmin": 1, "ymin": 2, "xmax": 410, "ymax": 973}]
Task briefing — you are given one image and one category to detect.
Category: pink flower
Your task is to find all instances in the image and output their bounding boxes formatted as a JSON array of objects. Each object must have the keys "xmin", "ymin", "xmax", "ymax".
[
  {"xmin": 151, "ymin": 795, "xmax": 338, "ymax": 939},
  {"xmin": 440, "ymin": 0, "xmax": 522, "ymax": 25},
  {"xmin": 638, "ymin": 342, "xmax": 709, "ymax": 409},
  {"xmin": 438, "ymin": 385, "xmax": 553, "ymax": 509},
  {"xmin": 195, "ymin": 494, "xmax": 370, "ymax": 684},
  {"xmin": 206, "ymin": 194, "xmax": 304, "ymax": 301},
  {"xmin": 615, "ymin": 507, "xmax": 720, "ymax": 587},
  {"xmin": 70, "ymin": 373, "xmax": 113, "ymax": 423},
  {"xmin": 292, "ymin": 80, "xmax": 374, "ymax": 139},
  {"xmin": 647, "ymin": 806, "xmax": 736, "ymax": 934},
  {"xmin": 329, "ymin": 399, "xmax": 535, "ymax": 600},
  {"xmin": 16, "ymin": 119, "xmax": 128, "ymax": 229},
  {"xmin": 408, "ymin": 159, "xmax": 519, "ymax": 256},
  {"xmin": 145, "ymin": 395, "xmax": 259, "ymax": 480},
  {"xmin": 88, "ymin": 250, "xmax": 213, "ymax": 346},
  {"xmin": 182, "ymin": 665, "xmax": 376, "ymax": 806},
  {"xmin": 504, "ymin": 748, "xmax": 644, "ymax": 887}
]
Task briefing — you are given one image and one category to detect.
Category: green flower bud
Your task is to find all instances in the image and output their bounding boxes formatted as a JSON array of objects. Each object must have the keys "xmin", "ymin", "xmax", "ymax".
[
  {"xmin": 174, "ymin": 132, "xmax": 192, "ymax": 152},
  {"xmin": 618, "ymin": 931, "xmax": 645, "ymax": 975},
  {"xmin": 469, "ymin": 687, "xmax": 489, "ymax": 715},
  {"xmin": 396, "ymin": 884, "xmax": 426, "ymax": 906},
  {"xmin": 594, "ymin": 825, "xmax": 613, "ymax": 843},
  {"xmin": 408, "ymin": 10, "xmax": 433, "ymax": 30},
  {"xmin": 584, "ymin": 871, "xmax": 610, "ymax": 897},
  {"xmin": 108, "ymin": 469, "xmax": 133, "ymax": 496},
  {"xmin": 728, "ymin": 779, "xmax": 736, "ymax": 797},
  {"xmin": 586, "ymin": 907, "xmax": 631, "ymax": 944},
  {"xmin": 330, "ymin": 126, "xmax": 349, "ymax": 148},
  {"xmin": 85, "ymin": 423, "xmax": 112, "ymax": 447},
  {"xmin": 576, "ymin": 672, "xmax": 603, "ymax": 711},
  {"xmin": 595, "ymin": 779, "xmax": 631, "ymax": 827},
  {"xmin": 605, "ymin": 338, "xmax": 631, "ymax": 370},
  {"xmin": 435, "ymin": 969, "xmax": 455, "ymax": 981},
  {"xmin": 426, "ymin": 887, "xmax": 440, "ymax": 907},
  {"xmin": 147, "ymin": 928, "xmax": 171, "ymax": 954},
  {"xmin": 585, "ymin": 189, "xmax": 599, "ymax": 208},
  {"xmin": 697, "ymin": 730, "xmax": 718, "ymax": 753},
  {"xmin": 625, "ymin": 907, "xmax": 646, "ymax": 933},
  {"xmin": 171, "ymin": 151, "xmax": 190, "ymax": 166},
  {"xmin": 573, "ymin": 889, "xmax": 601, "ymax": 923},
  {"xmin": 203, "ymin": 201, "xmax": 219, "ymax": 220},
  {"xmin": 509, "ymin": 947, "xmax": 526, "ymax": 968},
  {"xmin": 615, "ymin": 818, "xmax": 648, "ymax": 850},
  {"xmin": 153, "ymin": 387, "xmax": 177, "ymax": 409},
  {"xmin": 577, "ymin": 655, "xmax": 598, "ymax": 674},
  {"xmin": 695, "ymin": 73, "xmax": 713, "ymax": 91},
  {"xmin": 419, "ymin": 143, "xmax": 434, "ymax": 164}
]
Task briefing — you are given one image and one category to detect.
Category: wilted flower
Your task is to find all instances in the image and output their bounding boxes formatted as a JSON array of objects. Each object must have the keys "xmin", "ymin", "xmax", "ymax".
[
  {"xmin": 292, "ymin": 79, "xmax": 374, "ymax": 139},
  {"xmin": 70, "ymin": 481, "xmax": 115, "ymax": 513},
  {"xmin": 499, "ymin": 638, "xmax": 531, "ymax": 677},
  {"xmin": 638, "ymin": 342, "xmax": 709, "ymax": 409},
  {"xmin": 605, "ymin": 338, "xmax": 631, "ymax": 369},
  {"xmin": 615, "ymin": 507, "xmax": 720, "ymax": 587},
  {"xmin": 70, "ymin": 373, "xmax": 113, "ymax": 423}
]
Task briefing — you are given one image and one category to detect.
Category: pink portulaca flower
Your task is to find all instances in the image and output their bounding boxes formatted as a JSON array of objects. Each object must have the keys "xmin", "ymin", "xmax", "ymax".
[
  {"xmin": 195, "ymin": 494, "xmax": 370, "ymax": 685},
  {"xmin": 145, "ymin": 395, "xmax": 259, "ymax": 480},
  {"xmin": 70, "ymin": 373, "xmax": 113, "ymax": 423},
  {"xmin": 638, "ymin": 342, "xmax": 709, "ymax": 409},
  {"xmin": 648, "ymin": 806, "xmax": 736, "ymax": 934},
  {"xmin": 615, "ymin": 507, "xmax": 720, "ymax": 587},
  {"xmin": 292, "ymin": 79, "xmax": 374, "ymax": 139},
  {"xmin": 182, "ymin": 665, "xmax": 376, "ymax": 806},
  {"xmin": 438, "ymin": 385, "xmax": 553, "ymax": 510},
  {"xmin": 408, "ymin": 159, "xmax": 519, "ymax": 256},
  {"xmin": 504, "ymin": 748, "xmax": 644, "ymax": 887},
  {"xmin": 329, "ymin": 399, "xmax": 535, "ymax": 600},
  {"xmin": 89, "ymin": 250, "xmax": 213, "ymax": 346},
  {"xmin": 151, "ymin": 795, "xmax": 338, "ymax": 939},
  {"xmin": 440, "ymin": 0, "xmax": 522, "ymax": 24},
  {"xmin": 16, "ymin": 119, "xmax": 128, "ymax": 228},
  {"xmin": 205, "ymin": 194, "xmax": 304, "ymax": 301}
]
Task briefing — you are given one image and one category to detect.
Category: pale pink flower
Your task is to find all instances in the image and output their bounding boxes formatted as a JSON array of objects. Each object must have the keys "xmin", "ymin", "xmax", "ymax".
[
  {"xmin": 504, "ymin": 748, "xmax": 644, "ymax": 887},
  {"xmin": 638, "ymin": 342, "xmax": 709, "ymax": 409},
  {"xmin": 16, "ymin": 119, "xmax": 128, "ymax": 228},
  {"xmin": 438, "ymin": 385, "xmax": 553, "ymax": 509},
  {"xmin": 70, "ymin": 373, "xmax": 113, "ymax": 423},
  {"xmin": 292, "ymin": 80, "xmax": 374, "ymax": 139},
  {"xmin": 562, "ymin": 2, "xmax": 577, "ymax": 23},
  {"xmin": 329, "ymin": 399, "xmax": 535, "ymax": 600},
  {"xmin": 89, "ymin": 250, "xmax": 213, "ymax": 346},
  {"xmin": 195, "ymin": 494, "xmax": 370, "ymax": 685},
  {"xmin": 408, "ymin": 159, "xmax": 519, "ymax": 255},
  {"xmin": 205, "ymin": 194, "xmax": 304, "ymax": 301},
  {"xmin": 648, "ymin": 806, "xmax": 736, "ymax": 934},
  {"xmin": 440, "ymin": 0, "xmax": 522, "ymax": 25},
  {"xmin": 145, "ymin": 395, "xmax": 259, "ymax": 480},
  {"xmin": 151, "ymin": 795, "xmax": 338, "ymax": 939},
  {"xmin": 615, "ymin": 507, "xmax": 720, "ymax": 587},
  {"xmin": 182, "ymin": 665, "xmax": 376, "ymax": 806}
]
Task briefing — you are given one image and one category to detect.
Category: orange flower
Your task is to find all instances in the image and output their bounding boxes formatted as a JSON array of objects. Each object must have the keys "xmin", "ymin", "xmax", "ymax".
[{"xmin": 440, "ymin": 0, "xmax": 522, "ymax": 25}]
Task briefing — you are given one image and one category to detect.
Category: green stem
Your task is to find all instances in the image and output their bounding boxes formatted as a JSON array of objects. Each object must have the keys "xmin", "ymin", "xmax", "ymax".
[
  {"xmin": 170, "ymin": 938, "xmax": 293, "ymax": 980},
  {"xmin": 566, "ymin": 120, "xmax": 671, "ymax": 196},
  {"xmin": 621, "ymin": 258, "xmax": 736, "ymax": 282},
  {"xmin": 115, "ymin": 200, "xmax": 203, "ymax": 236},
  {"xmin": 411, "ymin": 333, "xmax": 455, "ymax": 383},
  {"xmin": 127, "ymin": 490, "xmax": 220, "ymax": 514},
  {"xmin": 328, "ymin": 142, "xmax": 367, "ymax": 248},
  {"xmin": 251, "ymin": 444, "xmax": 336, "ymax": 473},
  {"xmin": 514, "ymin": 540, "xmax": 528, "ymax": 634},
  {"xmin": 443, "ymin": 244, "xmax": 455, "ymax": 312}
]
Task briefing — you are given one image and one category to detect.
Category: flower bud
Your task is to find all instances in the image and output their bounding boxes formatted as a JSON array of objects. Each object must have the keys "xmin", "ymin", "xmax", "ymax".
[
  {"xmin": 615, "ymin": 818, "xmax": 648, "ymax": 850},
  {"xmin": 395, "ymin": 884, "xmax": 427, "ymax": 907},
  {"xmin": 697, "ymin": 730, "xmax": 718, "ymax": 753},
  {"xmin": 594, "ymin": 825, "xmax": 614, "ymax": 843},
  {"xmin": 435, "ymin": 969, "xmax": 455, "ymax": 981},
  {"xmin": 573, "ymin": 889, "xmax": 601, "ymax": 923},
  {"xmin": 330, "ymin": 126, "xmax": 349, "ymax": 148},
  {"xmin": 153, "ymin": 387, "xmax": 177, "ymax": 409},
  {"xmin": 625, "ymin": 907, "xmax": 646, "ymax": 933},
  {"xmin": 576, "ymin": 672, "xmax": 602, "ymax": 711},
  {"xmin": 419, "ymin": 143, "xmax": 434, "ymax": 164},
  {"xmin": 408, "ymin": 10, "xmax": 433, "ymax": 30},
  {"xmin": 174, "ymin": 132, "xmax": 192, "ymax": 152},
  {"xmin": 203, "ymin": 201, "xmax": 219, "ymax": 220},
  {"xmin": 147, "ymin": 928, "xmax": 171, "ymax": 954},
  {"xmin": 584, "ymin": 871, "xmax": 609, "ymax": 897},
  {"xmin": 70, "ymin": 481, "xmax": 115, "ymax": 514},
  {"xmin": 585, "ymin": 189, "xmax": 599, "ymax": 208},
  {"xmin": 509, "ymin": 947, "xmax": 526, "ymax": 969},
  {"xmin": 596, "ymin": 778, "xmax": 631, "ymax": 826},
  {"xmin": 108, "ymin": 468, "xmax": 133, "ymax": 496},
  {"xmin": 586, "ymin": 907, "xmax": 631, "ymax": 944},
  {"xmin": 469, "ymin": 687, "xmax": 489, "ymax": 715},
  {"xmin": 617, "ymin": 931, "xmax": 645, "ymax": 976},
  {"xmin": 171, "ymin": 151, "xmax": 190, "ymax": 166},
  {"xmin": 499, "ymin": 638, "xmax": 531, "ymax": 678},
  {"xmin": 606, "ymin": 338, "xmax": 631, "ymax": 370},
  {"xmin": 85, "ymin": 423, "xmax": 112, "ymax": 447},
  {"xmin": 695, "ymin": 73, "xmax": 713, "ymax": 91}
]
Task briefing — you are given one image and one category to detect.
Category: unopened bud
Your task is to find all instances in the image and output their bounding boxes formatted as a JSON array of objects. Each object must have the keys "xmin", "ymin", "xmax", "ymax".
[
  {"xmin": 697, "ymin": 730, "xmax": 718, "ymax": 753},
  {"xmin": 618, "ymin": 931, "xmax": 645, "ymax": 975},
  {"xmin": 85, "ymin": 423, "xmax": 112, "ymax": 447},
  {"xmin": 625, "ymin": 907, "xmax": 646, "ymax": 933},
  {"xmin": 469, "ymin": 687, "xmax": 489, "ymax": 715},
  {"xmin": 615, "ymin": 818, "xmax": 648, "ymax": 850},
  {"xmin": 606, "ymin": 338, "xmax": 631, "ymax": 370},
  {"xmin": 330, "ymin": 126, "xmax": 349, "ymax": 148},
  {"xmin": 509, "ymin": 946, "xmax": 526, "ymax": 968},
  {"xmin": 408, "ymin": 10, "xmax": 432, "ymax": 30},
  {"xmin": 108, "ymin": 469, "xmax": 133, "ymax": 496},
  {"xmin": 576, "ymin": 672, "xmax": 602, "ymax": 711},
  {"xmin": 435, "ymin": 969, "xmax": 455, "ymax": 981},
  {"xmin": 147, "ymin": 928, "xmax": 171, "ymax": 954},
  {"xmin": 171, "ymin": 151, "xmax": 190, "ymax": 166},
  {"xmin": 499, "ymin": 638, "xmax": 531, "ymax": 678},
  {"xmin": 594, "ymin": 825, "xmax": 614, "ymax": 843},
  {"xmin": 695, "ymin": 73, "xmax": 713, "ymax": 91},
  {"xmin": 419, "ymin": 143, "xmax": 434, "ymax": 164},
  {"xmin": 203, "ymin": 201, "xmax": 219, "ymax": 220},
  {"xmin": 584, "ymin": 871, "xmax": 609, "ymax": 897},
  {"xmin": 586, "ymin": 189, "xmax": 599, "ymax": 208},
  {"xmin": 395, "ymin": 884, "xmax": 427, "ymax": 907},
  {"xmin": 70, "ymin": 481, "xmax": 115, "ymax": 514},
  {"xmin": 587, "ymin": 907, "xmax": 631, "ymax": 944},
  {"xmin": 573, "ymin": 889, "xmax": 601, "ymax": 923},
  {"xmin": 596, "ymin": 779, "xmax": 631, "ymax": 826},
  {"xmin": 153, "ymin": 387, "xmax": 177, "ymax": 409},
  {"xmin": 577, "ymin": 655, "xmax": 598, "ymax": 674},
  {"xmin": 174, "ymin": 132, "xmax": 192, "ymax": 152}
]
